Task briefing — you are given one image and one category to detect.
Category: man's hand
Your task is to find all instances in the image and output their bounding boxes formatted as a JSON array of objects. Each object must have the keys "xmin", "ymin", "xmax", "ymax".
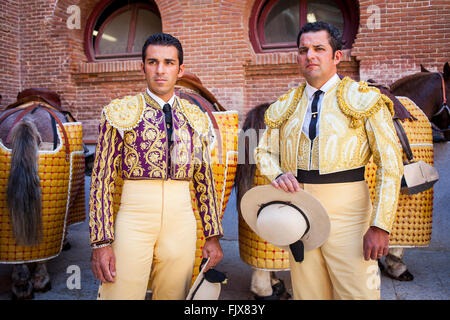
[
  {"xmin": 271, "ymin": 172, "xmax": 301, "ymax": 193},
  {"xmin": 202, "ymin": 236, "xmax": 224, "ymax": 272},
  {"xmin": 363, "ymin": 226, "xmax": 389, "ymax": 261},
  {"xmin": 91, "ymin": 246, "xmax": 116, "ymax": 283}
]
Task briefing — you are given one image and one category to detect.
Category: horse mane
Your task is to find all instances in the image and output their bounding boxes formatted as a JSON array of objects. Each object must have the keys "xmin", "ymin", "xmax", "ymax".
[{"xmin": 235, "ymin": 103, "xmax": 270, "ymax": 212}]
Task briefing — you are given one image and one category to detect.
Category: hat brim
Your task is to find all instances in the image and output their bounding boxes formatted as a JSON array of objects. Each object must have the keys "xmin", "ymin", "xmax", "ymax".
[
  {"xmin": 186, "ymin": 258, "xmax": 221, "ymax": 300},
  {"xmin": 240, "ymin": 185, "xmax": 330, "ymax": 251}
]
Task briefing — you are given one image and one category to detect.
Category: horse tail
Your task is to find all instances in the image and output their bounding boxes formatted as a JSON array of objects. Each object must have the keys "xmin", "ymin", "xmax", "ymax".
[
  {"xmin": 6, "ymin": 119, "xmax": 43, "ymax": 246},
  {"xmin": 235, "ymin": 103, "xmax": 271, "ymax": 212}
]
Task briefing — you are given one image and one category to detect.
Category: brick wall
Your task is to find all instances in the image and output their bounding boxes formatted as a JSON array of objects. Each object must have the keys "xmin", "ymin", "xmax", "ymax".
[
  {"xmin": 0, "ymin": 0, "xmax": 448, "ymax": 141},
  {"xmin": 353, "ymin": 0, "xmax": 450, "ymax": 84},
  {"xmin": 0, "ymin": 0, "xmax": 21, "ymax": 108}
]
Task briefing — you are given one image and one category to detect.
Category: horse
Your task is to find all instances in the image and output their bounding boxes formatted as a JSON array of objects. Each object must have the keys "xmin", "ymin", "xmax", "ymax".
[
  {"xmin": 0, "ymin": 88, "xmax": 86, "ymax": 299},
  {"xmin": 235, "ymin": 69, "xmax": 439, "ymax": 299},
  {"xmin": 390, "ymin": 62, "xmax": 450, "ymax": 141}
]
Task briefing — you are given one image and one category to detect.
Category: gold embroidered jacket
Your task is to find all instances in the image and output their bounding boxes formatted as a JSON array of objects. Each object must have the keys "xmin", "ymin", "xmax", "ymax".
[
  {"xmin": 255, "ymin": 77, "xmax": 403, "ymax": 233},
  {"xmin": 89, "ymin": 92, "xmax": 223, "ymax": 245}
]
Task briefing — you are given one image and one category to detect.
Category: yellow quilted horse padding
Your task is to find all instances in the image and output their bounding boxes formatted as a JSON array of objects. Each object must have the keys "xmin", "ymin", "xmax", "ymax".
[{"xmin": 0, "ymin": 123, "xmax": 85, "ymax": 263}]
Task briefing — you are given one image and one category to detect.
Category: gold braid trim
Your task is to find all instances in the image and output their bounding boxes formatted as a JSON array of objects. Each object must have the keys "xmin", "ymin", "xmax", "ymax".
[
  {"xmin": 104, "ymin": 94, "xmax": 144, "ymax": 131},
  {"xmin": 337, "ymin": 77, "xmax": 394, "ymax": 128},
  {"xmin": 264, "ymin": 84, "xmax": 306, "ymax": 128},
  {"xmin": 177, "ymin": 98, "xmax": 210, "ymax": 136}
]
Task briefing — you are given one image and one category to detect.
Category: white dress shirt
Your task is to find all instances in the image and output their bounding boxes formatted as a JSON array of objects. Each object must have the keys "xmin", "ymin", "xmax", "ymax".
[
  {"xmin": 301, "ymin": 73, "xmax": 340, "ymax": 137},
  {"xmin": 146, "ymin": 88, "xmax": 176, "ymax": 109}
]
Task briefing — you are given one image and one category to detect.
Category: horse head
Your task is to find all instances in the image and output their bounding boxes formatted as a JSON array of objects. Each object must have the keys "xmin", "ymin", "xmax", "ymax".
[{"xmin": 390, "ymin": 62, "xmax": 450, "ymax": 141}]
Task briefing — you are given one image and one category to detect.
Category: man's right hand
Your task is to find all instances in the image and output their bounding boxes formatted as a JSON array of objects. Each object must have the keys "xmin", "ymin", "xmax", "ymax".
[
  {"xmin": 91, "ymin": 246, "xmax": 116, "ymax": 283},
  {"xmin": 271, "ymin": 172, "xmax": 301, "ymax": 193}
]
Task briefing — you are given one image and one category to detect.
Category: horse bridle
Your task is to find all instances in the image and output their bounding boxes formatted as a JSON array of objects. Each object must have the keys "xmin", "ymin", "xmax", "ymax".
[
  {"xmin": 433, "ymin": 72, "xmax": 449, "ymax": 119},
  {"xmin": 0, "ymin": 103, "xmax": 71, "ymax": 161}
]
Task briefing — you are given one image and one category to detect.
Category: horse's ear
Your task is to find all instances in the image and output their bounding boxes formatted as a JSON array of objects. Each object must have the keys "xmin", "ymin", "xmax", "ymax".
[
  {"xmin": 443, "ymin": 62, "xmax": 450, "ymax": 81},
  {"xmin": 420, "ymin": 64, "xmax": 430, "ymax": 73}
]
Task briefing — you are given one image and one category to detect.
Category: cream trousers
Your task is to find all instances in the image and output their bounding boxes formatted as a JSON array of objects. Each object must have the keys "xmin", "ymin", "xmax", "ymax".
[
  {"xmin": 98, "ymin": 179, "xmax": 197, "ymax": 300},
  {"xmin": 289, "ymin": 181, "xmax": 381, "ymax": 300}
]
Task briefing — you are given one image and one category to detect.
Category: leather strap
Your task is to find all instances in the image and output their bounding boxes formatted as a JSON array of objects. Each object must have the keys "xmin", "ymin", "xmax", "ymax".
[
  {"xmin": 5, "ymin": 104, "xmax": 39, "ymax": 144},
  {"xmin": 41, "ymin": 106, "xmax": 71, "ymax": 162},
  {"xmin": 438, "ymin": 72, "xmax": 447, "ymax": 105},
  {"xmin": 2, "ymin": 104, "xmax": 71, "ymax": 162},
  {"xmin": 393, "ymin": 118, "xmax": 414, "ymax": 163}
]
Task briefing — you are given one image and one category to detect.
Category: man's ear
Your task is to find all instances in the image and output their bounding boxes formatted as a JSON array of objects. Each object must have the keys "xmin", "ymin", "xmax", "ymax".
[
  {"xmin": 178, "ymin": 64, "xmax": 185, "ymax": 79},
  {"xmin": 334, "ymin": 50, "xmax": 343, "ymax": 66},
  {"xmin": 141, "ymin": 61, "xmax": 145, "ymax": 74}
]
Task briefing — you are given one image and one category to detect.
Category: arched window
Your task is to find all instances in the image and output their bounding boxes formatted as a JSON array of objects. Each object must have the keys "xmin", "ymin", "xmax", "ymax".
[
  {"xmin": 85, "ymin": 0, "xmax": 162, "ymax": 61},
  {"xmin": 249, "ymin": 0, "xmax": 359, "ymax": 53}
]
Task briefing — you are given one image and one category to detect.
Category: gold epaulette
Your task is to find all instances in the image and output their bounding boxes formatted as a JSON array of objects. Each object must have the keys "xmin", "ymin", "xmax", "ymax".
[
  {"xmin": 264, "ymin": 84, "xmax": 306, "ymax": 128},
  {"xmin": 104, "ymin": 94, "xmax": 144, "ymax": 131},
  {"xmin": 177, "ymin": 98, "xmax": 210, "ymax": 136},
  {"xmin": 337, "ymin": 77, "xmax": 394, "ymax": 128}
]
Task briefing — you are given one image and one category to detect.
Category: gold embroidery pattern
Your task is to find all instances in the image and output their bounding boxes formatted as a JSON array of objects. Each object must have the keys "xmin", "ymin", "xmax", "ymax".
[
  {"xmin": 172, "ymin": 105, "xmax": 191, "ymax": 180},
  {"xmin": 123, "ymin": 130, "xmax": 143, "ymax": 178},
  {"xmin": 337, "ymin": 77, "xmax": 382, "ymax": 128},
  {"xmin": 358, "ymin": 80, "xmax": 370, "ymax": 92},
  {"xmin": 177, "ymin": 98, "xmax": 210, "ymax": 136},
  {"xmin": 89, "ymin": 115, "xmax": 122, "ymax": 243},
  {"xmin": 141, "ymin": 105, "xmax": 167, "ymax": 179},
  {"xmin": 264, "ymin": 84, "xmax": 306, "ymax": 128},
  {"xmin": 104, "ymin": 94, "xmax": 144, "ymax": 131},
  {"xmin": 193, "ymin": 133, "xmax": 222, "ymax": 238}
]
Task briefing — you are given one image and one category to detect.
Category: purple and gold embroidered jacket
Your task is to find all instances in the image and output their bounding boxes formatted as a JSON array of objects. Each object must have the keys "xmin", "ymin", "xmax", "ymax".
[{"xmin": 89, "ymin": 92, "xmax": 223, "ymax": 245}]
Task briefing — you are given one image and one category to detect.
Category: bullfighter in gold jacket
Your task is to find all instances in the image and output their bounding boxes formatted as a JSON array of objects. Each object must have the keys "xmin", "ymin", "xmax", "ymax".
[
  {"xmin": 89, "ymin": 33, "xmax": 223, "ymax": 300},
  {"xmin": 255, "ymin": 22, "xmax": 403, "ymax": 299}
]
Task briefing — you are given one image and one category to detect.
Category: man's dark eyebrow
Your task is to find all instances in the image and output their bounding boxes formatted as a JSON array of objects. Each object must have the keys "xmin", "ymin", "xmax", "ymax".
[
  {"xmin": 145, "ymin": 57, "xmax": 177, "ymax": 63},
  {"xmin": 298, "ymin": 44, "xmax": 326, "ymax": 50}
]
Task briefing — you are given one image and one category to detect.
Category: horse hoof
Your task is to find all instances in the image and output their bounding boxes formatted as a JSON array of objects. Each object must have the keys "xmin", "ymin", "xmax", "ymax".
[
  {"xmin": 272, "ymin": 279, "xmax": 285, "ymax": 296},
  {"xmin": 391, "ymin": 270, "xmax": 414, "ymax": 282},
  {"xmin": 11, "ymin": 291, "xmax": 34, "ymax": 300},
  {"xmin": 254, "ymin": 292, "xmax": 279, "ymax": 300},
  {"xmin": 11, "ymin": 282, "xmax": 34, "ymax": 300},
  {"xmin": 34, "ymin": 281, "xmax": 52, "ymax": 293},
  {"xmin": 254, "ymin": 279, "xmax": 290, "ymax": 300}
]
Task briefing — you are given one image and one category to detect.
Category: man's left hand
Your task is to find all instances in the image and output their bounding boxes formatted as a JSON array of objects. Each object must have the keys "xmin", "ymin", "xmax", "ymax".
[
  {"xmin": 363, "ymin": 226, "xmax": 389, "ymax": 261},
  {"xmin": 202, "ymin": 236, "xmax": 224, "ymax": 272}
]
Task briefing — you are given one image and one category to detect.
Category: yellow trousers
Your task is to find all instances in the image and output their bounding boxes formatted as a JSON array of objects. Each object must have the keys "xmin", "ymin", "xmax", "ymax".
[
  {"xmin": 289, "ymin": 181, "xmax": 380, "ymax": 300},
  {"xmin": 98, "ymin": 179, "xmax": 197, "ymax": 300}
]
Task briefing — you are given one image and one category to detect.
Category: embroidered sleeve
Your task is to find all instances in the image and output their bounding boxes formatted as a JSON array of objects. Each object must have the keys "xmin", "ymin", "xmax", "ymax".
[
  {"xmin": 365, "ymin": 102, "xmax": 404, "ymax": 233},
  {"xmin": 192, "ymin": 132, "xmax": 223, "ymax": 239},
  {"xmin": 254, "ymin": 126, "xmax": 283, "ymax": 182},
  {"xmin": 88, "ymin": 112, "xmax": 123, "ymax": 245}
]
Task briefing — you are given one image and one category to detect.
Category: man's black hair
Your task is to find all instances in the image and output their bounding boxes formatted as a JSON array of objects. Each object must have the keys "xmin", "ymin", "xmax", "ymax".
[
  {"xmin": 296, "ymin": 21, "xmax": 343, "ymax": 54},
  {"xmin": 142, "ymin": 33, "xmax": 184, "ymax": 65}
]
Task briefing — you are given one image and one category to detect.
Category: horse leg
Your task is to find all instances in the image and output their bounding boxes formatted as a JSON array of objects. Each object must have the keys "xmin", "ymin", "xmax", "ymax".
[
  {"xmin": 11, "ymin": 264, "xmax": 34, "ymax": 300},
  {"xmin": 269, "ymin": 271, "xmax": 290, "ymax": 299},
  {"xmin": 32, "ymin": 262, "xmax": 52, "ymax": 292},
  {"xmin": 251, "ymin": 269, "xmax": 273, "ymax": 299},
  {"xmin": 251, "ymin": 269, "xmax": 289, "ymax": 300},
  {"xmin": 62, "ymin": 229, "xmax": 71, "ymax": 251},
  {"xmin": 380, "ymin": 248, "xmax": 414, "ymax": 281}
]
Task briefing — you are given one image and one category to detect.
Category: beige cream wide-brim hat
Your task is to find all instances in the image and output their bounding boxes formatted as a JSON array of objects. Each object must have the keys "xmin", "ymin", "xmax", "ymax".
[
  {"xmin": 240, "ymin": 185, "xmax": 330, "ymax": 251},
  {"xmin": 186, "ymin": 258, "xmax": 221, "ymax": 300}
]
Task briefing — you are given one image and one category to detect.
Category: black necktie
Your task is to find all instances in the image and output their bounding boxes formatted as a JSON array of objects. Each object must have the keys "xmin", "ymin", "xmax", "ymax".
[
  {"xmin": 309, "ymin": 90, "xmax": 323, "ymax": 141},
  {"xmin": 163, "ymin": 103, "xmax": 173, "ymax": 147}
]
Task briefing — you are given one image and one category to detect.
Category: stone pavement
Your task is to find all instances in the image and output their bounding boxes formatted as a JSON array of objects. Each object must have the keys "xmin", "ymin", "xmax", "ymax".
[{"xmin": 0, "ymin": 142, "xmax": 448, "ymax": 300}]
